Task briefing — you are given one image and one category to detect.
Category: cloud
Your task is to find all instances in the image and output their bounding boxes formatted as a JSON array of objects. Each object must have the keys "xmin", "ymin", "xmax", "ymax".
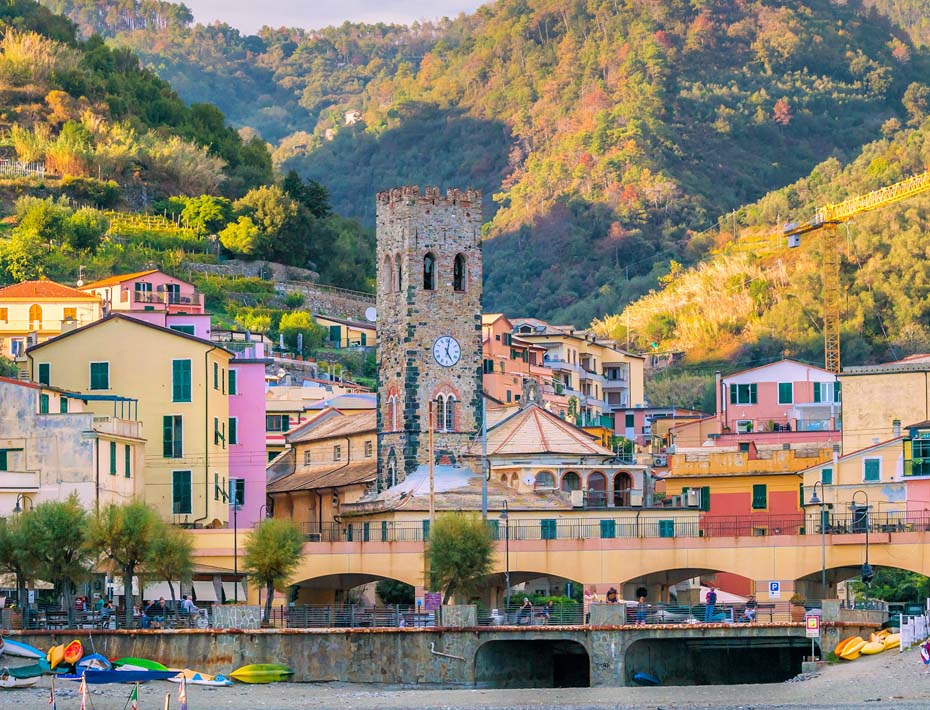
[{"xmin": 184, "ymin": 0, "xmax": 483, "ymax": 34}]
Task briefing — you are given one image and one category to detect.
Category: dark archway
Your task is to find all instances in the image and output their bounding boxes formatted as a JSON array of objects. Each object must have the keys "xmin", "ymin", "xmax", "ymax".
[
  {"xmin": 475, "ymin": 639, "xmax": 589, "ymax": 688},
  {"xmin": 613, "ymin": 472, "xmax": 632, "ymax": 507}
]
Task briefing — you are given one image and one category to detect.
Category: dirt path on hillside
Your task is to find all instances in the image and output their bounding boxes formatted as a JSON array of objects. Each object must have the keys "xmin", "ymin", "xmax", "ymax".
[{"xmin": 2, "ymin": 647, "xmax": 928, "ymax": 709}]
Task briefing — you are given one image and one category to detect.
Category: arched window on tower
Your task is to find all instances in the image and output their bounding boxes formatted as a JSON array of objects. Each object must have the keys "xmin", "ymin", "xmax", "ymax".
[
  {"xmin": 387, "ymin": 451, "xmax": 397, "ymax": 489},
  {"xmin": 382, "ymin": 255, "xmax": 393, "ymax": 293},
  {"xmin": 387, "ymin": 394, "xmax": 398, "ymax": 432},
  {"xmin": 435, "ymin": 393, "xmax": 456, "ymax": 432},
  {"xmin": 423, "ymin": 252, "xmax": 436, "ymax": 290},
  {"xmin": 453, "ymin": 254, "xmax": 467, "ymax": 292},
  {"xmin": 394, "ymin": 254, "xmax": 402, "ymax": 292}
]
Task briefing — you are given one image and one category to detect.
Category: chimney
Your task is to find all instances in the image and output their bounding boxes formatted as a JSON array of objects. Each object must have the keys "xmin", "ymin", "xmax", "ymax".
[
  {"xmin": 893, "ymin": 419, "xmax": 901, "ymax": 437},
  {"xmin": 715, "ymin": 370, "xmax": 723, "ymax": 419}
]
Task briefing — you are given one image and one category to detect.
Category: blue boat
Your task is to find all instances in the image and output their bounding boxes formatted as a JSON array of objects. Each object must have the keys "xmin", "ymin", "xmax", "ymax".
[
  {"xmin": 632, "ymin": 671, "xmax": 661, "ymax": 686},
  {"xmin": 75, "ymin": 654, "xmax": 112, "ymax": 672},
  {"xmin": 60, "ymin": 670, "xmax": 179, "ymax": 684},
  {"xmin": 1, "ymin": 638, "xmax": 44, "ymax": 659}
]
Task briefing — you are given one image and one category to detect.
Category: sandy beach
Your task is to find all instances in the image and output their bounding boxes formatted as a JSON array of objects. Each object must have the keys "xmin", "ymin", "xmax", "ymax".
[{"xmin": 3, "ymin": 646, "xmax": 929, "ymax": 709}]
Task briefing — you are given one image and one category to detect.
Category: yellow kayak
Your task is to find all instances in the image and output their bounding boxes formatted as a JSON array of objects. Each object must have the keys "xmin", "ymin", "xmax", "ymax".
[
  {"xmin": 46, "ymin": 644, "xmax": 64, "ymax": 670},
  {"xmin": 229, "ymin": 664, "xmax": 294, "ymax": 684},
  {"xmin": 883, "ymin": 633, "xmax": 900, "ymax": 650},
  {"xmin": 839, "ymin": 638, "xmax": 866, "ymax": 660},
  {"xmin": 834, "ymin": 636, "xmax": 859, "ymax": 657},
  {"xmin": 860, "ymin": 641, "xmax": 884, "ymax": 655}
]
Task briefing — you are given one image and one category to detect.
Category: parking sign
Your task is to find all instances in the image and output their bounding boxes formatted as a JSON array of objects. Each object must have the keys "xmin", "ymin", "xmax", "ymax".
[{"xmin": 768, "ymin": 581, "xmax": 781, "ymax": 599}]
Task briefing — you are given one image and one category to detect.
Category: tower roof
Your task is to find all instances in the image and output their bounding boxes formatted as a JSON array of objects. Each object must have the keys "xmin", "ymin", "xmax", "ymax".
[{"xmin": 471, "ymin": 403, "xmax": 614, "ymax": 457}]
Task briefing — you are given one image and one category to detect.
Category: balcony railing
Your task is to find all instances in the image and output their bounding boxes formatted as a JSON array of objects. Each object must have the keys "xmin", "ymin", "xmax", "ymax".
[
  {"xmin": 133, "ymin": 291, "xmax": 200, "ymax": 305},
  {"xmin": 904, "ymin": 458, "xmax": 930, "ymax": 477}
]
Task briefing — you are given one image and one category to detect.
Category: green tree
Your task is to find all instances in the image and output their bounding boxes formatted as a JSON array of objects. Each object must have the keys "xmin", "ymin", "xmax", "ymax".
[
  {"xmin": 21, "ymin": 495, "xmax": 94, "ymax": 626},
  {"xmin": 234, "ymin": 185, "xmax": 311, "ymax": 265},
  {"xmin": 219, "ymin": 215, "xmax": 262, "ymax": 256},
  {"xmin": 66, "ymin": 208, "xmax": 108, "ymax": 252},
  {"xmin": 427, "ymin": 513, "xmax": 494, "ymax": 605},
  {"xmin": 181, "ymin": 195, "xmax": 234, "ymax": 234},
  {"xmin": 0, "ymin": 515, "xmax": 36, "ymax": 613},
  {"xmin": 148, "ymin": 524, "xmax": 193, "ymax": 618},
  {"xmin": 375, "ymin": 579, "xmax": 415, "ymax": 605},
  {"xmin": 243, "ymin": 518, "xmax": 304, "ymax": 624},
  {"xmin": 278, "ymin": 311, "xmax": 324, "ymax": 354},
  {"xmin": 89, "ymin": 501, "xmax": 163, "ymax": 628}
]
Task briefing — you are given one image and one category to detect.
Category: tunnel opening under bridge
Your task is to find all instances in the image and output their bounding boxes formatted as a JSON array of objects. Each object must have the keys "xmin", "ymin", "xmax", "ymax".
[
  {"xmin": 474, "ymin": 639, "xmax": 590, "ymax": 689},
  {"xmin": 625, "ymin": 636, "xmax": 815, "ymax": 686}
]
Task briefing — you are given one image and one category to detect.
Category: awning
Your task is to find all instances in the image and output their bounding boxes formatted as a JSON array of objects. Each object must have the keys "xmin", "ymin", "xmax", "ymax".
[
  {"xmin": 221, "ymin": 582, "xmax": 247, "ymax": 602},
  {"xmin": 141, "ymin": 581, "xmax": 180, "ymax": 601},
  {"xmin": 192, "ymin": 581, "xmax": 217, "ymax": 603},
  {"xmin": 108, "ymin": 578, "xmax": 139, "ymax": 596},
  {"xmin": 0, "ymin": 574, "xmax": 53, "ymax": 590}
]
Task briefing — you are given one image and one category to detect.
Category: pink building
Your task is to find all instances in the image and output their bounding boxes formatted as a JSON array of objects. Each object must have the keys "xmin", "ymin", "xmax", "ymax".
[
  {"xmin": 81, "ymin": 270, "xmax": 205, "ymax": 315},
  {"xmin": 672, "ymin": 359, "xmax": 842, "ymax": 449}
]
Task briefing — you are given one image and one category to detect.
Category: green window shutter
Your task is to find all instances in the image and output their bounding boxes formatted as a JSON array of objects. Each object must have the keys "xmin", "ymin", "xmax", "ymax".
[
  {"xmin": 59, "ymin": 395, "xmax": 68, "ymax": 414},
  {"xmin": 37, "ymin": 363, "xmax": 49, "ymax": 386},
  {"xmin": 229, "ymin": 418, "xmax": 238, "ymax": 445},
  {"xmin": 799, "ymin": 483, "xmax": 804, "ymax": 509},
  {"xmin": 381, "ymin": 521, "xmax": 388, "ymax": 542},
  {"xmin": 163, "ymin": 416, "xmax": 173, "ymax": 457},
  {"xmin": 0, "ymin": 450, "xmax": 6, "ymax": 470},
  {"xmin": 813, "ymin": 384, "xmax": 821, "ymax": 403},
  {"xmin": 347, "ymin": 524, "xmax": 353, "ymax": 542},
  {"xmin": 778, "ymin": 382, "xmax": 792, "ymax": 404},
  {"xmin": 488, "ymin": 519, "xmax": 500, "ymax": 539},
  {"xmin": 834, "ymin": 381, "xmax": 841, "ymax": 402},
  {"xmin": 90, "ymin": 362, "xmax": 109, "ymax": 390},
  {"xmin": 864, "ymin": 459, "xmax": 880, "ymax": 482},
  {"xmin": 625, "ymin": 414, "xmax": 635, "ymax": 427},
  {"xmin": 39, "ymin": 394, "xmax": 49, "ymax": 414},
  {"xmin": 422, "ymin": 519, "xmax": 430, "ymax": 542},
  {"xmin": 172, "ymin": 470, "xmax": 192, "ymax": 515},
  {"xmin": 749, "ymin": 383, "xmax": 757, "ymax": 404},
  {"xmin": 363, "ymin": 522, "xmax": 370, "ymax": 543},
  {"xmin": 700, "ymin": 486, "xmax": 711, "ymax": 512},
  {"xmin": 729, "ymin": 385, "xmax": 737, "ymax": 404},
  {"xmin": 752, "ymin": 484, "xmax": 767, "ymax": 509},
  {"xmin": 821, "ymin": 468, "xmax": 833, "ymax": 485},
  {"xmin": 659, "ymin": 519, "xmax": 674, "ymax": 538},
  {"xmin": 361, "ymin": 332, "xmax": 367, "ymax": 347},
  {"xmin": 541, "ymin": 519, "xmax": 557, "ymax": 540},
  {"xmin": 600, "ymin": 519, "xmax": 616, "ymax": 539},
  {"xmin": 221, "ymin": 368, "xmax": 225, "ymax": 394},
  {"xmin": 213, "ymin": 362, "xmax": 218, "ymax": 389},
  {"xmin": 228, "ymin": 369, "xmax": 237, "ymax": 395},
  {"xmin": 214, "ymin": 417, "xmax": 220, "ymax": 445},
  {"xmin": 169, "ymin": 324, "xmax": 195, "ymax": 335},
  {"xmin": 124, "ymin": 444, "xmax": 131, "ymax": 477},
  {"xmin": 109, "ymin": 441, "xmax": 117, "ymax": 475},
  {"xmin": 172, "ymin": 360, "xmax": 191, "ymax": 402},
  {"xmin": 329, "ymin": 325, "xmax": 341, "ymax": 344}
]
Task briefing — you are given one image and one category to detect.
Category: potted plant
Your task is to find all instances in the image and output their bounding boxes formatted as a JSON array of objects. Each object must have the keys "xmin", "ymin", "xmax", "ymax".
[{"xmin": 789, "ymin": 592, "xmax": 807, "ymax": 622}]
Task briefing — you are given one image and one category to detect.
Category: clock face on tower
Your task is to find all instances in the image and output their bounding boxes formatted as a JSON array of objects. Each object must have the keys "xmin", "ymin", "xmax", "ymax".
[{"xmin": 432, "ymin": 335, "xmax": 461, "ymax": 367}]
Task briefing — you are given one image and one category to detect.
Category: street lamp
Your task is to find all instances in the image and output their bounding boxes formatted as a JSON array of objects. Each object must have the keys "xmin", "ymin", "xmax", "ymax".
[
  {"xmin": 232, "ymin": 501, "xmax": 241, "ymax": 604},
  {"xmin": 258, "ymin": 503, "xmax": 270, "ymax": 519},
  {"xmin": 808, "ymin": 481, "xmax": 827, "ymax": 602},
  {"xmin": 12, "ymin": 493, "xmax": 32, "ymax": 514},
  {"xmin": 852, "ymin": 489, "xmax": 872, "ymax": 602},
  {"xmin": 500, "ymin": 500, "xmax": 510, "ymax": 619}
]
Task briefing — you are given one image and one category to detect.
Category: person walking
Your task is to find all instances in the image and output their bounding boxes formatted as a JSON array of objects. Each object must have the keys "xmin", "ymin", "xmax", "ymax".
[
  {"xmin": 704, "ymin": 586, "xmax": 717, "ymax": 623},
  {"xmin": 921, "ymin": 638, "xmax": 930, "ymax": 673},
  {"xmin": 584, "ymin": 588, "xmax": 599, "ymax": 624},
  {"xmin": 636, "ymin": 595, "xmax": 647, "ymax": 625}
]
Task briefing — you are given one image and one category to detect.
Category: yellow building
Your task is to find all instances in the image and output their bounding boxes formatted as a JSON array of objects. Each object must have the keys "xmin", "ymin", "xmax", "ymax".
[
  {"xmin": 0, "ymin": 280, "xmax": 101, "ymax": 359},
  {"xmin": 314, "ymin": 314, "xmax": 377, "ymax": 349},
  {"xmin": 510, "ymin": 318, "xmax": 645, "ymax": 427},
  {"xmin": 26, "ymin": 314, "xmax": 233, "ymax": 526}
]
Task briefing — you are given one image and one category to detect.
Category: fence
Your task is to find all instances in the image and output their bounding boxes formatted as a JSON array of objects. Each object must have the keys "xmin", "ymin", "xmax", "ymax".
[
  {"xmin": 0, "ymin": 159, "xmax": 45, "ymax": 179},
  {"xmin": 898, "ymin": 601, "xmax": 930, "ymax": 651}
]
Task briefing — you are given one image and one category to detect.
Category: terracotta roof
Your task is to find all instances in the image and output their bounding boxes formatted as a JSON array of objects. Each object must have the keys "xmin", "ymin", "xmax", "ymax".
[
  {"xmin": 0, "ymin": 280, "xmax": 99, "ymax": 300},
  {"xmin": 266, "ymin": 460, "xmax": 377, "ymax": 493},
  {"xmin": 481, "ymin": 313, "xmax": 506, "ymax": 326},
  {"xmin": 472, "ymin": 404, "xmax": 614, "ymax": 457},
  {"xmin": 288, "ymin": 410, "xmax": 376, "ymax": 444},
  {"xmin": 81, "ymin": 270, "xmax": 159, "ymax": 290}
]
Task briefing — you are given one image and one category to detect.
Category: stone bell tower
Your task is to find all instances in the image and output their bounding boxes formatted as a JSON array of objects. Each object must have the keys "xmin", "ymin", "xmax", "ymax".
[{"xmin": 376, "ymin": 186, "xmax": 483, "ymax": 490}]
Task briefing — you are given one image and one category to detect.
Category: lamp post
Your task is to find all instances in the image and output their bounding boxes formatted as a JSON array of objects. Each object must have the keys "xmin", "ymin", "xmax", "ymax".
[
  {"xmin": 500, "ymin": 501, "xmax": 510, "ymax": 618},
  {"xmin": 232, "ymin": 501, "xmax": 241, "ymax": 604},
  {"xmin": 852, "ymin": 489, "xmax": 872, "ymax": 602},
  {"xmin": 808, "ymin": 481, "xmax": 827, "ymax": 602},
  {"xmin": 12, "ymin": 493, "xmax": 32, "ymax": 514},
  {"xmin": 258, "ymin": 503, "xmax": 269, "ymax": 520}
]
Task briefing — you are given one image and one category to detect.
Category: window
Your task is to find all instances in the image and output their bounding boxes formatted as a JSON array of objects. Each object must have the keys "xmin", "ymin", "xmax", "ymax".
[
  {"xmin": 169, "ymin": 324, "xmax": 195, "ymax": 335},
  {"xmin": 600, "ymin": 519, "xmax": 616, "ymax": 539},
  {"xmin": 778, "ymin": 382, "xmax": 793, "ymax": 404},
  {"xmin": 124, "ymin": 444, "xmax": 131, "ymax": 478},
  {"xmin": 63, "ymin": 307, "xmax": 77, "ymax": 321},
  {"xmin": 821, "ymin": 468, "xmax": 833, "ymax": 485},
  {"xmin": 172, "ymin": 360, "xmax": 192, "ymax": 402},
  {"xmin": 813, "ymin": 382, "xmax": 841, "ymax": 403},
  {"xmin": 221, "ymin": 368, "xmax": 225, "ymax": 394},
  {"xmin": 387, "ymin": 395, "xmax": 398, "ymax": 432},
  {"xmin": 0, "ymin": 307, "xmax": 7, "ymax": 323},
  {"xmin": 90, "ymin": 362, "xmax": 109, "ymax": 390},
  {"xmin": 266, "ymin": 415, "xmax": 289, "ymax": 432},
  {"xmin": 303, "ymin": 451, "xmax": 312, "ymax": 466},
  {"xmin": 383, "ymin": 255, "xmax": 393, "ymax": 293},
  {"xmin": 59, "ymin": 395, "xmax": 68, "ymax": 414},
  {"xmin": 738, "ymin": 442, "xmax": 751, "ymax": 453},
  {"xmin": 163, "ymin": 415, "xmax": 182, "ymax": 458},
  {"xmin": 736, "ymin": 420, "xmax": 753, "ymax": 433},
  {"xmin": 109, "ymin": 441, "xmax": 117, "ymax": 475},
  {"xmin": 214, "ymin": 472, "xmax": 219, "ymax": 501},
  {"xmin": 483, "ymin": 359, "xmax": 494, "ymax": 374},
  {"xmin": 541, "ymin": 519, "xmax": 557, "ymax": 540},
  {"xmin": 752, "ymin": 484, "xmax": 767, "ymax": 510},
  {"xmin": 730, "ymin": 383, "xmax": 757, "ymax": 404},
  {"xmin": 561, "ymin": 472, "xmax": 581, "ymax": 491},
  {"xmin": 39, "ymin": 393, "xmax": 49, "ymax": 414},
  {"xmin": 395, "ymin": 253, "xmax": 402, "ymax": 292},
  {"xmin": 228, "ymin": 418, "xmax": 238, "ymax": 445},
  {"xmin": 213, "ymin": 362, "xmax": 219, "ymax": 389},
  {"xmin": 28, "ymin": 304, "xmax": 42, "ymax": 327},
  {"xmin": 436, "ymin": 394, "xmax": 456, "ymax": 432},
  {"xmin": 658, "ymin": 520, "xmax": 675, "ymax": 538},
  {"xmin": 172, "ymin": 471, "xmax": 192, "ymax": 515},
  {"xmin": 0, "ymin": 450, "xmax": 7, "ymax": 471},
  {"xmin": 37, "ymin": 363, "xmax": 50, "ymax": 386},
  {"xmin": 864, "ymin": 458, "xmax": 880, "ymax": 482},
  {"xmin": 364, "ymin": 440, "xmax": 373, "ymax": 458},
  {"xmin": 213, "ymin": 417, "xmax": 225, "ymax": 447},
  {"xmin": 230, "ymin": 479, "xmax": 245, "ymax": 507},
  {"xmin": 228, "ymin": 370, "xmax": 237, "ymax": 395},
  {"xmin": 423, "ymin": 252, "xmax": 436, "ymax": 290},
  {"xmin": 503, "ymin": 333, "xmax": 513, "ymax": 346},
  {"xmin": 453, "ymin": 254, "xmax": 466, "ymax": 291},
  {"xmin": 334, "ymin": 445, "xmax": 342, "ymax": 461},
  {"xmin": 506, "ymin": 390, "xmax": 512, "ymax": 403},
  {"xmin": 535, "ymin": 471, "xmax": 555, "ymax": 488},
  {"xmin": 625, "ymin": 414, "xmax": 634, "ymax": 428},
  {"xmin": 700, "ymin": 486, "xmax": 711, "ymax": 512}
]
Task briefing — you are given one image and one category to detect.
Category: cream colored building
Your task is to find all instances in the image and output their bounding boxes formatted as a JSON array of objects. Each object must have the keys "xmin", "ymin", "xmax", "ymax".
[
  {"xmin": 0, "ymin": 280, "xmax": 101, "ymax": 359},
  {"xmin": 26, "ymin": 314, "xmax": 232, "ymax": 526}
]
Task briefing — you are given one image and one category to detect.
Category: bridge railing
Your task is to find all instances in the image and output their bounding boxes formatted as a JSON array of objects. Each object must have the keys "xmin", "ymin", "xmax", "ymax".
[{"xmin": 265, "ymin": 604, "xmax": 435, "ymax": 628}]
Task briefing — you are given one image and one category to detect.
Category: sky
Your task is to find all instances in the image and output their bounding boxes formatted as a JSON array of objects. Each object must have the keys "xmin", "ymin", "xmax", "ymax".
[{"xmin": 182, "ymin": 1, "xmax": 486, "ymax": 34}]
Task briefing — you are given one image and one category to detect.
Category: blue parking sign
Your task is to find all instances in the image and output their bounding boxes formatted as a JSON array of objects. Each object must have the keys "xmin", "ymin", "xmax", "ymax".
[{"xmin": 768, "ymin": 581, "xmax": 781, "ymax": 599}]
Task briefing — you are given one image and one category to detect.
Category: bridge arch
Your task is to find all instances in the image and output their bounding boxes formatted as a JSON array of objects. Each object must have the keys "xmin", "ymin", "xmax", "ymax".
[
  {"xmin": 475, "ymin": 638, "xmax": 589, "ymax": 688},
  {"xmin": 291, "ymin": 572, "xmax": 420, "ymax": 605}
]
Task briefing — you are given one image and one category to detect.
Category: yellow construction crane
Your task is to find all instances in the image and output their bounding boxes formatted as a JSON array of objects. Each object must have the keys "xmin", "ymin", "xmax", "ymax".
[{"xmin": 782, "ymin": 168, "xmax": 930, "ymax": 373}]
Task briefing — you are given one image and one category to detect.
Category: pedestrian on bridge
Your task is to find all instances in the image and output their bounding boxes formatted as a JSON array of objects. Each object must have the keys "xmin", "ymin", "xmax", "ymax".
[{"xmin": 704, "ymin": 587, "xmax": 717, "ymax": 623}]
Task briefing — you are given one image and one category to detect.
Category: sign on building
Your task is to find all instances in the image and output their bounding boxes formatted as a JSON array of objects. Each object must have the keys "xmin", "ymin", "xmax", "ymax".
[{"xmin": 768, "ymin": 581, "xmax": 781, "ymax": 599}]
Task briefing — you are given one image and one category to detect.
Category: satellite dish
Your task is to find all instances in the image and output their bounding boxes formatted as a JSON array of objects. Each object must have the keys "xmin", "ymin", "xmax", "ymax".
[
  {"xmin": 365, "ymin": 307, "xmax": 378, "ymax": 322},
  {"xmin": 76, "ymin": 279, "xmax": 84, "ymax": 287}
]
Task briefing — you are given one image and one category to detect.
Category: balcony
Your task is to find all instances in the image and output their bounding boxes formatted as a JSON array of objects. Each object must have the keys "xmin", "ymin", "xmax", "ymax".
[
  {"xmin": 92, "ymin": 417, "xmax": 142, "ymax": 439},
  {"xmin": 132, "ymin": 290, "xmax": 204, "ymax": 311},
  {"xmin": 0, "ymin": 471, "xmax": 39, "ymax": 491},
  {"xmin": 904, "ymin": 458, "xmax": 930, "ymax": 478}
]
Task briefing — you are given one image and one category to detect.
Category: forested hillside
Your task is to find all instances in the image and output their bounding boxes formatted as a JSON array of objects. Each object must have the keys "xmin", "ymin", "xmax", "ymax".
[{"xmin": 38, "ymin": 0, "xmax": 930, "ymax": 328}]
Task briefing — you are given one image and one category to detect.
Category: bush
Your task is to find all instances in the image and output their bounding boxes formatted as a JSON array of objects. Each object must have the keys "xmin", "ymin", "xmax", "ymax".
[
  {"xmin": 284, "ymin": 291, "xmax": 304, "ymax": 308},
  {"xmin": 61, "ymin": 176, "xmax": 121, "ymax": 208}
]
